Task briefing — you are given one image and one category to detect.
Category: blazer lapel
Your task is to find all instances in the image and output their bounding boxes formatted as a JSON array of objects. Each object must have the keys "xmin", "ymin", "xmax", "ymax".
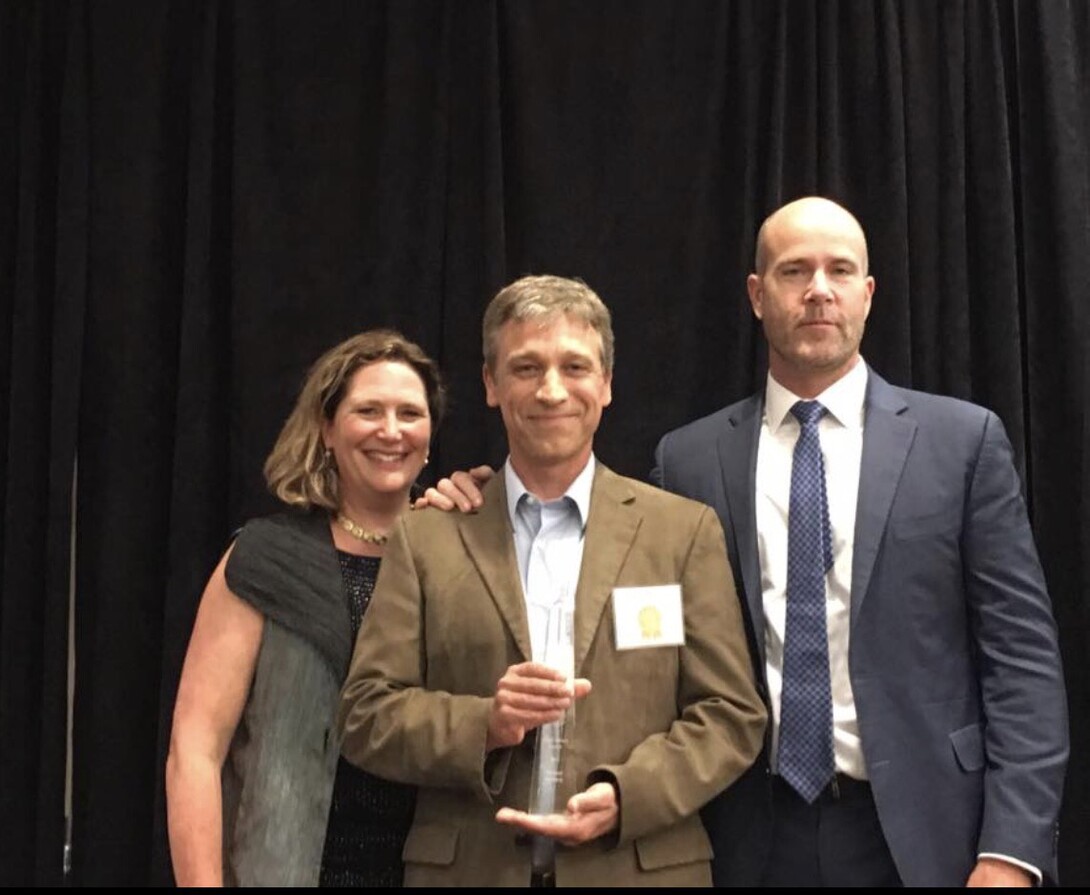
[
  {"xmin": 573, "ymin": 465, "xmax": 640, "ymax": 675},
  {"xmin": 717, "ymin": 394, "xmax": 765, "ymax": 663},
  {"xmin": 852, "ymin": 370, "xmax": 916, "ymax": 620},
  {"xmin": 458, "ymin": 474, "xmax": 533, "ymax": 662}
]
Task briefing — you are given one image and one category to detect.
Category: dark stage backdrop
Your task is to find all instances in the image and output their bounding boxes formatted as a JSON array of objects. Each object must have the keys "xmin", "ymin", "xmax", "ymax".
[{"xmin": 1, "ymin": 0, "xmax": 1087, "ymax": 886}]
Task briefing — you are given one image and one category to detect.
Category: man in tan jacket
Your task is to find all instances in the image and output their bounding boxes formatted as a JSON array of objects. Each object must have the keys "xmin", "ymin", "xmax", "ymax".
[{"xmin": 338, "ymin": 275, "xmax": 765, "ymax": 887}]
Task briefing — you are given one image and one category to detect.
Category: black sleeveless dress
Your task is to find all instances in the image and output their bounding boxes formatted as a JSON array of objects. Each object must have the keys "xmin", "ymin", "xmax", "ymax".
[{"xmin": 319, "ymin": 552, "xmax": 416, "ymax": 887}]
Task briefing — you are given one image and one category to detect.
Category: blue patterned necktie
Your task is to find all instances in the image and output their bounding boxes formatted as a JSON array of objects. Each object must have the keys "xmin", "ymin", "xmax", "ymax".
[{"xmin": 778, "ymin": 400, "xmax": 835, "ymax": 803}]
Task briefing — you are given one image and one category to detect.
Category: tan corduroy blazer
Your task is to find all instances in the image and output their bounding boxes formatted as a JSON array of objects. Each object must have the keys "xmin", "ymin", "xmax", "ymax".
[{"xmin": 339, "ymin": 463, "xmax": 766, "ymax": 887}]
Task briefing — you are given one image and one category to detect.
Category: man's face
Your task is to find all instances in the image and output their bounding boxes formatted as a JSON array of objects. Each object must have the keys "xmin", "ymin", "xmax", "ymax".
[
  {"xmin": 747, "ymin": 201, "xmax": 874, "ymax": 394},
  {"xmin": 483, "ymin": 314, "xmax": 612, "ymax": 479}
]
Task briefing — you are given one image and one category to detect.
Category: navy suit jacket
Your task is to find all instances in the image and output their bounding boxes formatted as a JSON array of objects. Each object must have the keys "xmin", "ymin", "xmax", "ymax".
[{"xmin": 653, "ymin": 368, "xmax": 1068, "ymax": 887}]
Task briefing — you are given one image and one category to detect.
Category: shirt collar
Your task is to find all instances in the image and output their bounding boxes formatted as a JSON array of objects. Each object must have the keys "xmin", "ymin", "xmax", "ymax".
[
  {"xmin": 764, "ymin": 358, "xmax": 869, "ymax": 433},
  {"xmin": 504, "ymin": 454, "xmax": 596, "ymax": 530}
]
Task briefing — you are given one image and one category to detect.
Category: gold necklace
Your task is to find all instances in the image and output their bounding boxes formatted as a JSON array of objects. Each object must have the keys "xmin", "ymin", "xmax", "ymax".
[{"xmin": 335, "ymin": 512, "xmax": 389, "ymax": 545}]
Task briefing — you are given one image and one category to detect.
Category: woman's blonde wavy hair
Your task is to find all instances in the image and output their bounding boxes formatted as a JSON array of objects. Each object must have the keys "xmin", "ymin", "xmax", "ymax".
[{"xmin": 264, "ymin": 329, "xmax": 446, "ymax": 510}]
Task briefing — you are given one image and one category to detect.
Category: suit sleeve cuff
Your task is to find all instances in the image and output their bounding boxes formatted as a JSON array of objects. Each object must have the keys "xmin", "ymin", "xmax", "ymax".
[
  {"xmin": 586, "ymin": 769, "xmax": 622, "ymax": 848},
  {"xmin": 482, "ymin": 745, "xmax": 513, "ymax": 800}
]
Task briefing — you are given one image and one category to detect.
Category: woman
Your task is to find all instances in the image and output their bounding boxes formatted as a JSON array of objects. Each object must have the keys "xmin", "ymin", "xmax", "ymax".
[{"xmin": 166, "ymin": 330, "xmax": 446, "ymax": 886}]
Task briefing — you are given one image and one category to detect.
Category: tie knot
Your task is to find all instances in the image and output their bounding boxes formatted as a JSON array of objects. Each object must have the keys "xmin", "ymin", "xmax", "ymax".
[{"xmin": 791, "ymin": 400, "xmax": 826, "ymax": 429}]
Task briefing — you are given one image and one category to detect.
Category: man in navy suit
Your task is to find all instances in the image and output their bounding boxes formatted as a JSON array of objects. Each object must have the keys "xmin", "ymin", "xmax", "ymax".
[{"xmin": 653, "ymin": 197, "xmax": 1068, "ymax": 887}]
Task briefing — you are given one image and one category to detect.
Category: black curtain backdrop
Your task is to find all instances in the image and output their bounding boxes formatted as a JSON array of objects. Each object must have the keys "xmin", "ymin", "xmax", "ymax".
[{"xmin": 1, "ymin": 0, "xmax": 1087, "ymax": 886}]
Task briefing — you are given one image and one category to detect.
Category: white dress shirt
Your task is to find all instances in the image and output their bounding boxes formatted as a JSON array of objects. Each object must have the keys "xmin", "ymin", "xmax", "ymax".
[{"xmin": 756, "ymin": 359, "xmax": 868, "ymax": 780}]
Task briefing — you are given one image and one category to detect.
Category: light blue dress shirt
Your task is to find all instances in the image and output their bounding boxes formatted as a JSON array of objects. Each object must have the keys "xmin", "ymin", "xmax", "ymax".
[{"xmin": 504, "ymin": 456, "xmax": 594, "ymax": 665}]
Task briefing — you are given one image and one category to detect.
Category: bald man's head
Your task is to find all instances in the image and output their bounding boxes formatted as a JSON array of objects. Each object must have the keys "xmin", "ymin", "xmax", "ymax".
[
  {"xmin": 746, "ymin": 196, "xmax": 875, "ymax": 398},
  {"xmin": 754, "ymin": 197, "xmax": 870, "ymax": 276}
]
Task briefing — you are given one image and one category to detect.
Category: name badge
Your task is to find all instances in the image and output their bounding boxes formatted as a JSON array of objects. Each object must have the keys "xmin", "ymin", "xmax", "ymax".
[{"xmin": 612, "ymin": 584, "xmax": 685, "ymax": 650}]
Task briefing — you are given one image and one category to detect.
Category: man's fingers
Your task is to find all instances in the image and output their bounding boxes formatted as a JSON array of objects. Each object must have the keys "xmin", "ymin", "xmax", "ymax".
[
  {"xmin": 567, "ymin": 781, "xmax": 615, "ymax": 814},
  {"xmin": 506, "ymin": 661, "xmax": 569, "ymax": 681},
  {"xmin": 499, "ymin": 708, "xmax": 566, "ymax": 730},
  {"xmin": 502, "ymin": 662, "xmax": 569, "ymax": 686},
  {"xmin": 489, "ymin": 661, "xmax": 579, "ymax": 749},
  {"xmin": 493, "ymin": 806, "xmax": 608, "ymax": 846},
  {"xmin": 494, "ymin": 689, "xmax": 571, "ymax": 713},
  {"xmin": 494, "ymin": 808, "xmax": 564, "ymax": 837},
  {"xmin": 499, "ymin": 676, "xmax": 574, "ymax": 700},
  {"xmin": 488, "ymin": 703, "xmax": 566, "ymax": 750},
  {"xmin": 494, "ymin": 806, "xmax": 529, "ymax": 828}
]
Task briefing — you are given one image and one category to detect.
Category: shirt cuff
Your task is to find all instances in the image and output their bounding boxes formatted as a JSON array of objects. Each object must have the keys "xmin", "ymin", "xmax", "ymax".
[{"xmin": 977, "ymin": 853, "xmax": 1042, "ymax": 885}]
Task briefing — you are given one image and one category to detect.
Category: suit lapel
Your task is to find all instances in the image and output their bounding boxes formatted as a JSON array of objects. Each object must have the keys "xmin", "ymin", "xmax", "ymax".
[
  {"xmin": 573, "ymin": 465, "xmax": 640, "ymax": 675},
  {"xmin": 717, "ymin": 394, "xmax": 765, "ymax": 662},
  {"xmin": 852, "ymin": 370, "xmax": 916, "ymax": 620},
  {"xmin": 458, "ymin": 474, "xmax": 533, "ymax": 662}
]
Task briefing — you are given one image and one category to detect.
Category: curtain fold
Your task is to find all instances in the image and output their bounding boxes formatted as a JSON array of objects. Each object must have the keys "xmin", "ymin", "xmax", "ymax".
[{"xmin": 0, "ymin": 0, "xmax": 84, "ymax": 884}]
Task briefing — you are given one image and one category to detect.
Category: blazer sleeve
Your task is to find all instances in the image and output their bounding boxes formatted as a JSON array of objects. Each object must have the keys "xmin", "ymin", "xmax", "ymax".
[
  {"xmin": 337, "ymin": 516, "xmax": 501, "ymax": 801},
  {"xmin": 591, "ymin": 506, "xmax": 767, "ymax": 844},
  {"xmin": 964, "ymin": 412, "xmax": 1068, "ymax": 878}
]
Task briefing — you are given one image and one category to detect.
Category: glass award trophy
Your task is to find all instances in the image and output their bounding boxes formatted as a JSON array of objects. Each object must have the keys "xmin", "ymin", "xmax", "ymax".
[
  {"xmin": 527, "ymin": 593, "xmax": 575, "ymax": 872},
  {"xmin": 528, "ymin": 593, "xmax": 576, "ymax": 825}
]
